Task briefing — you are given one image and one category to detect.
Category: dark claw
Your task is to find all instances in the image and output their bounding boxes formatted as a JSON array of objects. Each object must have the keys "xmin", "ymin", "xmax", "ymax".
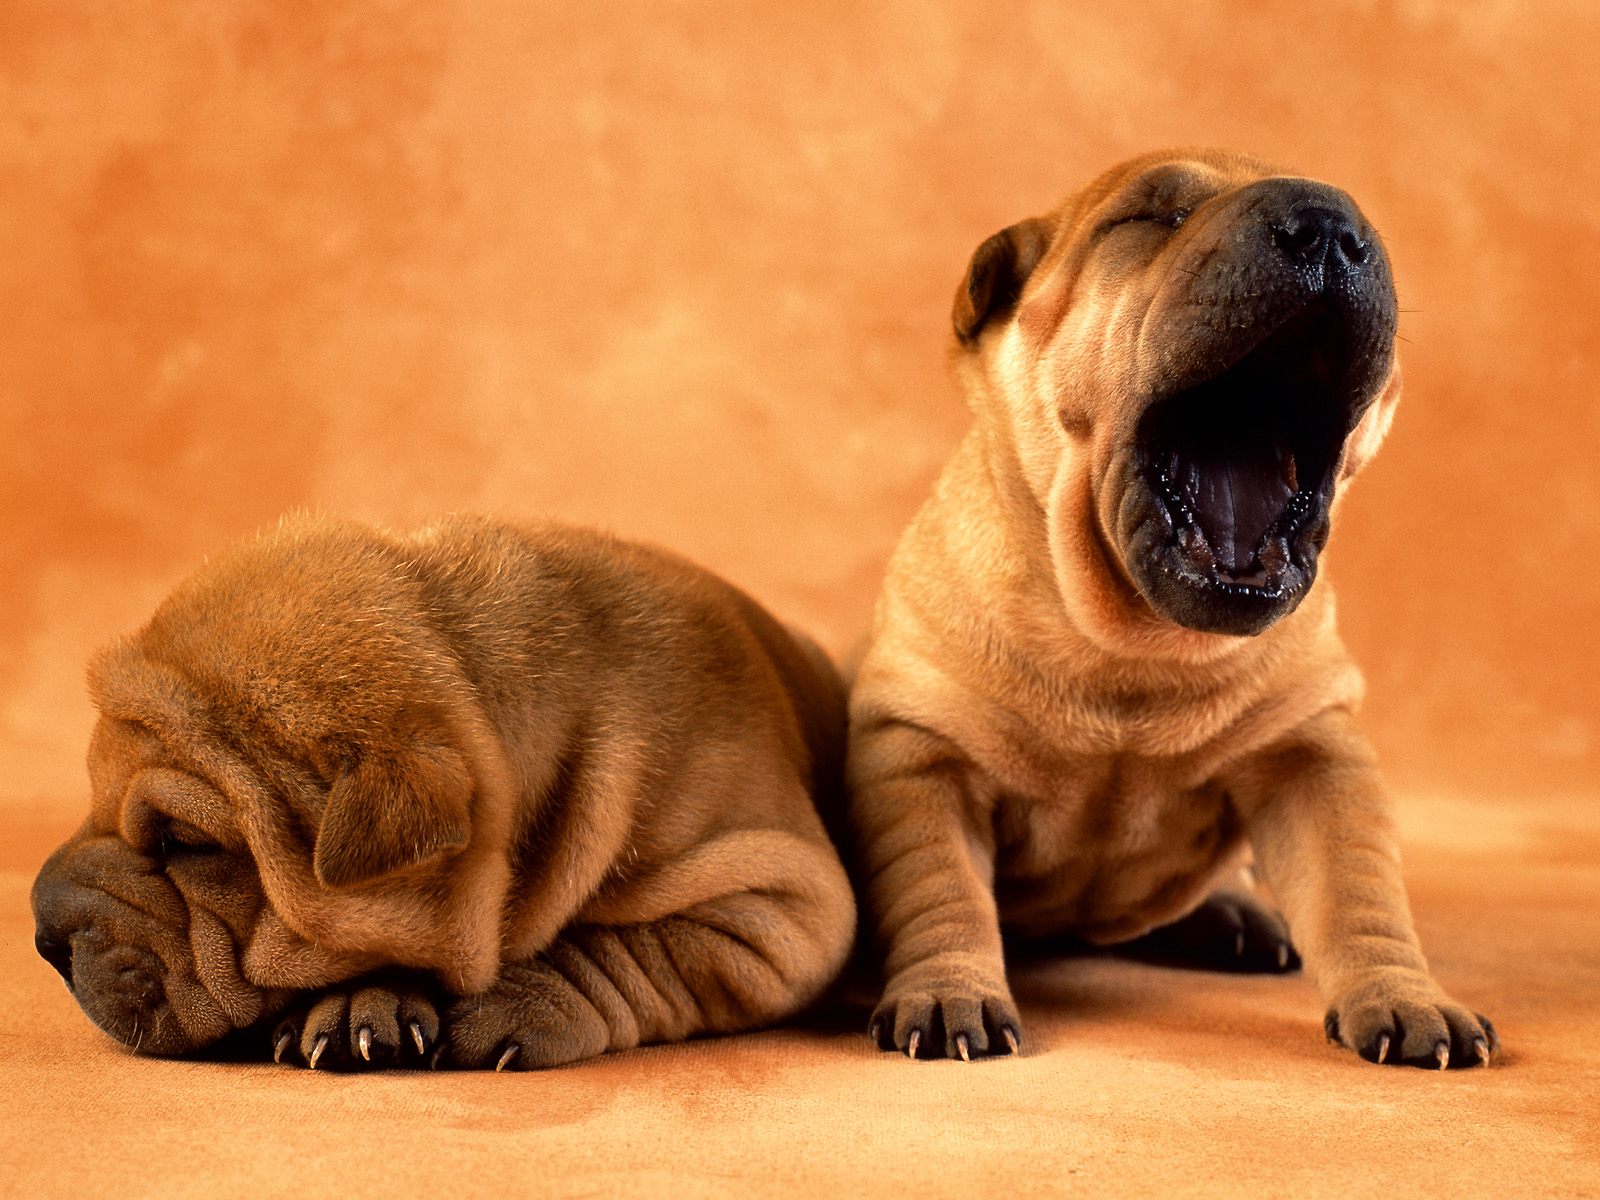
[{"xmin": 273, "ymin": 1030, "xmax": 293, "ymax": 1064}]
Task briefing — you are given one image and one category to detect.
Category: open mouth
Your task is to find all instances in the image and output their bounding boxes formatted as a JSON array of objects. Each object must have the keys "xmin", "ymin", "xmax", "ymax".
[{"xmin": 1136, "ymin": 304, "xmax": 1353, "ymax": 596}]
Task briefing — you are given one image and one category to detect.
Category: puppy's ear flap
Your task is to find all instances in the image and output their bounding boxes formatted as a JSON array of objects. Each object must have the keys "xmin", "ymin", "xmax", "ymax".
[
  {"xmin": 952, "ymin": 216, "xmax": 1054, "ymax": 344},
  {"xmin": 312, "ymin": 742, "xmax": 472, "ymax": 888}
]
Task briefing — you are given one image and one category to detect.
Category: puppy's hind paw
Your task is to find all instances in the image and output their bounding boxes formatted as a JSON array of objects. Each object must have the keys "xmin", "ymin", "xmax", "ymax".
[
  {"xmin": 1123, "ymin": 890, "xmax": 1300, "ymax": 975},
  {"xmin": 271, "ymin": 972, "xmax": 442, "ymax": 1072}
]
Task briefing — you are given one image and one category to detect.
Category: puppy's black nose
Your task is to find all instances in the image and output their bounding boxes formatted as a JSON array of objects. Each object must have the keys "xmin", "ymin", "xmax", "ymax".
[
  {"xmin": 1271, "ymin": 206, "xmax": 1370, "ymax": 269},
  {"xmin": 1267, "ymin": 206, "xmax": 1369, "ymax": 270},
  {"xmin": 35, "ymin": 930, "xmax": 74, "ymax": 988}
]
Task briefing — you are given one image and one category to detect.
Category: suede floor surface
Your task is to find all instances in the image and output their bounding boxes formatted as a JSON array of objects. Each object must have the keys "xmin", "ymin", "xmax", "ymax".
[{"xmin": 2, "ymin": 793, "xmax": 1595, "ymax": 1200}]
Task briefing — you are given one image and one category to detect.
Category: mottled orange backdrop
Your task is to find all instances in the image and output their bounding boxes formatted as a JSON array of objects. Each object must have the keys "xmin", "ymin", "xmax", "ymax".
[{"xmin": 2, "ymin": 0, "xmax": 1596, "ymax": 814}]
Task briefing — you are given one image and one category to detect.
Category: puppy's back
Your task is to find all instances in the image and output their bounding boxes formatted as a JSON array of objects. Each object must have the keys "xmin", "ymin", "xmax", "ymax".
[{"xmin": 396, "ymin": 516, "xmax": 847, "ymax": 798}]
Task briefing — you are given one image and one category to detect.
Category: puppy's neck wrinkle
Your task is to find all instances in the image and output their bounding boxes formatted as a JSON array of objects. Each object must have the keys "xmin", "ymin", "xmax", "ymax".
[
  {"xmin": 1044, "ymin": 454, "xmax": 1252, "ymax": 667},
  {"xmin": 926, "ymin": 421, "xmax": 1293, "ymax": 706},
  {"xmin": 956, "ymin": 412, "xmax": 1190, "ymax": 670},
  {"xmin": 974, "ymin": 410, "xmax": 1050, "ymax": 540},
  {"xmin": 958, "ymin": 334, "xmax": 1181, "ymax": 669},
  {"xmin": 888, "ymin": 448, "xmax": 1309, "ymax": 761}
]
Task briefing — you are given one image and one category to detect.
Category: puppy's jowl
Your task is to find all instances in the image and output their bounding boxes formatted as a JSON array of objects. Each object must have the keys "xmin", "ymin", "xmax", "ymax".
[
  {"xmin": 847, "ymin": 149, "xmax": 1496, "ymax": 1068},
  {"xmin": 33, "ymin": 517, "xmax": 855, "ymax": 1069}
]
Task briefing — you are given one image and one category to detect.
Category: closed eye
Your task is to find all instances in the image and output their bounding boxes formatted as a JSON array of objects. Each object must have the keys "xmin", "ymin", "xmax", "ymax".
[
  {"xmin": 155, "ymin": 818, "xmax": 221, "ymax": 857},
  {"xmin": 1100, "ymin": 207, "xmax": 1191, "ymax": 236}
]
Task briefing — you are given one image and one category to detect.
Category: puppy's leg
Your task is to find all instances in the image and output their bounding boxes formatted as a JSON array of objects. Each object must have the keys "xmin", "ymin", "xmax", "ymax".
[
  {"xmin": 443, "ymin": 843, "xmax": 855, "ymax": 1070},
  {"xmin": 1237, "ymin": 709, "xmax": 1496, "ymax": 1069},
  {"xmin": 1120, "ymin": 873, "xmax": 1301, "ymax": 973},
  {"xmin": 272, "ymin": 970, "xmax": 445, "ymax": 1070},
  {"xmin": 848, "ymin": 721, "xmax": 1019, "ymax": 1060}
]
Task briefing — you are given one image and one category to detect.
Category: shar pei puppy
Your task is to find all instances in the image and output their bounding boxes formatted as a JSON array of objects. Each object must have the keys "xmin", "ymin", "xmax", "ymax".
[
  {"xmin": 847, "ymin": 149, "xmax": 1496, "ymax": 1068},
  {"xmin": 33, "ymin": 516, "xmax": 855, "ymax": 1070}
]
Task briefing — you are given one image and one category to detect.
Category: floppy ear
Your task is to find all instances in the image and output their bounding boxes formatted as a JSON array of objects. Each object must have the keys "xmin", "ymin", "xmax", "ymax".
[
  {"xmin": 312, "ymin": 741, "xmax": 472, "ymax": 888},
  {"xmin": 952, "ymin": 216, "xmax": 1054, "ymax": 343}
]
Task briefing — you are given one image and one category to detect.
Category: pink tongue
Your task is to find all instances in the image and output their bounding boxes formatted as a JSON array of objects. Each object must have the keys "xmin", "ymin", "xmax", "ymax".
[{"xmin": 1184, "ymin": 438, "xmax": 1293, "ymax": 575}]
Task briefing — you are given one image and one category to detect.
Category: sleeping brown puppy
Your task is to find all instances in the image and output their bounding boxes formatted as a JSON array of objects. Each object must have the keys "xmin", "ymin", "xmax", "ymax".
[
  {"xmin": 32, "ymin": 516, "xmax": 855, "ymax": 1070},
  {"xmin": 847, "ymin": 148, "xmax": 1497, "ymax": 1068}
]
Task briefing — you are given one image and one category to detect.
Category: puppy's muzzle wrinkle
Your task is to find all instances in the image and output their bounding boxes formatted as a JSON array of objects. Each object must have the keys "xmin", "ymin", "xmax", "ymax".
[{"xmin": 32, "ymin": 839, "xmax": 216, "ymax": 1053}]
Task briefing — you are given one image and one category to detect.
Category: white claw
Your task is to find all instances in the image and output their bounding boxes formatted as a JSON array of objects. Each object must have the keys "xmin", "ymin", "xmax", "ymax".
[
  {"xmin": 409, "ymin": 1022, "xmax": 427, "ymax": 1055},
  {"xmin": 1376, "ymin": 1034, "xmax": 1391, "ymax": 1065},
  {"xmin": 906, "ymin": 1029, "xmax": 921, "ymax": 1060},
  {"xmin": 1474, "ymin": 1039, "xmax": 1491, "ymax": 1067},
  {"xmin": 308, "ymin": 1034, "xmax": 329, "ymax": 1071},
  {"xmin": 954, "ymin": 1034, "xmax": 971, "ymax": 1062},
  {"xmin": 1003, "ymin": 1027, "xmax": 1020, "ymax": 1055},
  {"xmin": 495, "ymin": 1044, "xmax": 520, "ymax": 1072},
  {"xmin": 1436, "ymin": 1043, "xmax": 1450, "ymax": 1071},
  {"xmin": 273, "ymin": 1032, "xmax": 292, "ymax": 1064},
  {"xmin": 357, "ymin": 1027, "xmax": 372, "ymax": 1062},
  {"xmin": 1277, "ymin": 943, "xmax": 1289, "ymax": 969}
]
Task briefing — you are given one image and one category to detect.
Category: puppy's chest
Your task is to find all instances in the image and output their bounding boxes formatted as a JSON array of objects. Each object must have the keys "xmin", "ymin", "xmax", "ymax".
[
  {"xmin": 989, "ymin": 754, "xmax": 1244, "ymax": 937},
  {"xmin": 993, "ymin": 753, "xmax": 1227, "ymax": 860}
]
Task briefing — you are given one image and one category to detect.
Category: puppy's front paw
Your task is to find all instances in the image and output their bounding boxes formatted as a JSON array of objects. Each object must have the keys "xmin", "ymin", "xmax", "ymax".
[
  {"xmin": 272, "ymin": 972, "xmax": 442, "ymax": 1071},
  {"xmin": 870, "ymin": 955, "xmax": 1021, "ymax": 1061},
  {"xmin": 442, "ymin": 961, "xmax": 611, "ymax": 1071},
  {"xmin": 1324, "ymin": 973, "xmax": 1497, "ymax": 1069}
]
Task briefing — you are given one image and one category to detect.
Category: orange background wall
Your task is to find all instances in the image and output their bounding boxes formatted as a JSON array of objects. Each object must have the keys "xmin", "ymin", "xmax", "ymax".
[{"xmin": 2, "ymin": 0, "xmax": 1596, "ymax": 814}]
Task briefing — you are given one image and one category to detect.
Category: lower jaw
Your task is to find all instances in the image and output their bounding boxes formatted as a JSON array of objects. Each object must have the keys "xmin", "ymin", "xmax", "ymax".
[{"xmin": 1134, "ymin": 549, "xmax": 1314, "ymax": 637}]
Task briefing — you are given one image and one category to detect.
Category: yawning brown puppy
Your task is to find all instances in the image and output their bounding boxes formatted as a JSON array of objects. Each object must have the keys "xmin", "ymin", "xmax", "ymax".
[
  {"xmin": 847, "ymin": 149, "xmax": 1497, "ymax": 1068},
  {"xmin": 33, "ymin": 516, "xmax": 855, "ymax": 1069}
]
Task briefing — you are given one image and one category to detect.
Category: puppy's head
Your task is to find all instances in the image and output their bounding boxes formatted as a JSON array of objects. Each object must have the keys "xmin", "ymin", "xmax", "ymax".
[
  {"xmin": 954, "ymin": 149, "xmax": 1400, "ymax": 645},
  {"xmin": 31, "ymin": 522, "xmax": 513, "ymax": 1054}
]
